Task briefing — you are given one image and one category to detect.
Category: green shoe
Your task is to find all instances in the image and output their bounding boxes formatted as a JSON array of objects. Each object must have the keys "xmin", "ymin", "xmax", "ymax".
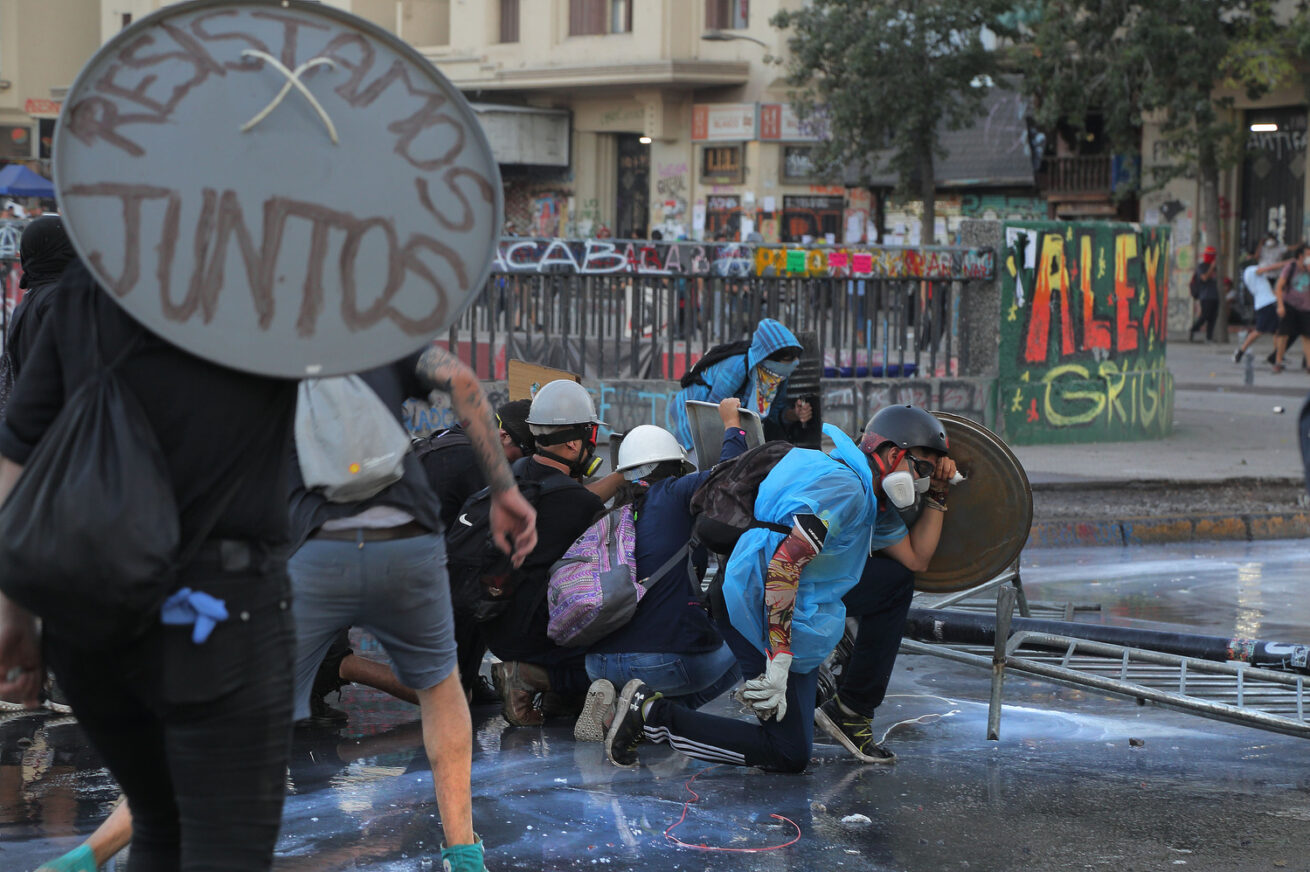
[{"xmin": 441, "ymin": 837, "xmax": 487, "ymax": 872}]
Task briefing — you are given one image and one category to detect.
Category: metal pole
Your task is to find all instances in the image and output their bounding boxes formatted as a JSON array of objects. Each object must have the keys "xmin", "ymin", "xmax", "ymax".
[{"xmin": 988, "ymin": 585, "xmax": 1018, "ymax": 740}]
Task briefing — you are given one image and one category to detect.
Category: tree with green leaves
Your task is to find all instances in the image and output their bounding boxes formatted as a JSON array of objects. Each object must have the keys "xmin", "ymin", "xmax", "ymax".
[
  {"xmin": 772, "ymin": 0, "xmax": 1016, "ymax": 245},
  {"xmin": 1021, "ymin": 0, "xmax": 1286, "ymax": 289}
]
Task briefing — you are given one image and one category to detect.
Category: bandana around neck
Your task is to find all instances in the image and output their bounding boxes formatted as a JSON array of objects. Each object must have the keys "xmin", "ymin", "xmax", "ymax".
[{"xmin": 753, "ymin": 365, "xmax": 785, "ymax": 416}]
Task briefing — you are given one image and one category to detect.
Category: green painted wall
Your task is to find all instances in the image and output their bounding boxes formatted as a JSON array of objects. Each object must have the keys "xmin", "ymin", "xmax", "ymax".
[{"xmin": 998, "ymin": 222, "xmax": 1174, "ymax": 445}]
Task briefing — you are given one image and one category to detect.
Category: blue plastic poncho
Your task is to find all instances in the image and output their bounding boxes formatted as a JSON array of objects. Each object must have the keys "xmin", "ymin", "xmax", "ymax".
[{"xmin": 721, "ymin": 424, "xmax": 886, "ymax": 673}]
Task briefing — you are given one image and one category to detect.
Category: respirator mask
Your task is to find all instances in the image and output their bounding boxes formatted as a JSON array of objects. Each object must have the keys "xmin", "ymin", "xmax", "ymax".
[
  {"xmin": 536, "ymin": 424, "xmax": 603, "ymax": 478},
  {"xmin": 881, "ymin": 470, "xmax": 917, "ymax": 509}
]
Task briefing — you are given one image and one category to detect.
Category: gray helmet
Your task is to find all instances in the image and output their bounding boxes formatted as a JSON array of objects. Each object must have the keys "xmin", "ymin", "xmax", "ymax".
[
  {"xmin": 526, "ymin": 379, "xmax": 603, "ymax": 426},
  {"xmin": 859, "ymin": 405, "xmax": 949, "ymax": 456}
]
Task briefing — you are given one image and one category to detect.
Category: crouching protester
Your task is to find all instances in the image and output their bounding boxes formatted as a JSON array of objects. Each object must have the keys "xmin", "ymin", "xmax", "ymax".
[
  {"xmin": 572, "ymin": 398, "xmax": 748, "ymax": 742},
  {"xmin": 819, "ymin": 405, "xmax": 957, "ymax": 763},
  {"xmin": 480, "ymin": 380, "xmax": 626, "ymax": 725},
  {"xmin": 604, "ymin": 406, "xmax": 955, "ymax": 773}
]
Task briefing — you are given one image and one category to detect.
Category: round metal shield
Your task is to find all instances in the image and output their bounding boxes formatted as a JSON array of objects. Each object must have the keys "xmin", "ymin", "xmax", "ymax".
[
  {"xmin": 53, "ymin": 0, "xmax": 502, "ymax": 378},
  {"xmin": 914, "ymin": 413, "xmax": 1032, "ymax": 594}
]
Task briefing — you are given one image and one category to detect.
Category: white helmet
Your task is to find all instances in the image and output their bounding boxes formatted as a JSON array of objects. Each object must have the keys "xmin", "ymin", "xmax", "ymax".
[
  {"xmin": 616, "ymin": 425, "xmax": 689, "ymax": 480},
  {"xmin": 526, "ymin": 379, "xmax": 603, "ymax": 426}
]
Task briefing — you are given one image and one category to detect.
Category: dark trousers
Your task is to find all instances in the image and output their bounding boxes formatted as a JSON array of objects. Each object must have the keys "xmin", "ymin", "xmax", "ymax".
[
  {"xmin": 1191, "ymin": 298, "xmax": 1218, "ymax": 340},
  {"xmin": 482, "ymin": 594, "xmax": 591, "ymax": 697},
  {"xmin": 454, "ymin": 615, "xmax": 487, "ymax": 688},
  {"xmin": 836, "ymin": 555, "xmax": 916, "ymax": 718},
  {"xmin": 644, "ymin": 619, "xmax": 820, "ymax": 773},
  {"xmin": 45, "ymin": 561, "xmax": 295, "ymax": 872}
]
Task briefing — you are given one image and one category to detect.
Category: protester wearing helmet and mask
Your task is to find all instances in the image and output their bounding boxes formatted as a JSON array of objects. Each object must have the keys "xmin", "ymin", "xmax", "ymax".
[
  {"xmin": 669, "ymin": 318, "xmax": 813, "ymax": 451},
  {"xmin": 482, "ymin": 380, "xmax": 620, "ymax": 726},
  {"xmin": 604, "ymin": 405, "xmax": 951, "ymax": 773},
  {"xmin": 572, "ymin": 399, "xmax": 748, "ymax": 742},
  {"xmin": 816, "ymin": 405, "xmax": 957, "ymax": 764}
]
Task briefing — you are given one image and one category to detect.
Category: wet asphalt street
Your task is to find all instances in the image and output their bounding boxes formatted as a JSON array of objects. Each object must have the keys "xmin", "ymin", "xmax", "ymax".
[{"xmin": 4, "ymin": 540, "xmax": 1310, "ymax": 872}]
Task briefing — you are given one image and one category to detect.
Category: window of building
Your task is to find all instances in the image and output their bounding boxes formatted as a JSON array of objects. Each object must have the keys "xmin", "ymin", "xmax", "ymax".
[
  {"xmin": 499, "ymin": 0, "xmax": 520, "ymax": 43},
  {"xmin": 570, "ymin": 0, "xmax": 604, "ymax": 34},
  {"xmin": 701, "ymin": 145, "xmax": 744, "ymax": 184},
  {"xmin": 0, "ymin": 125, "xmax": 32, "ymax": 160},
  {"xmin": 38, "ymin": 118, "xmax": 56, "ymax": 160},
  {"xmin": 610, "ymin": 0, "xmax": 633, "ymax": 33},
  {"xmin": 706, "ymin": 195, "xmax": 741, "ymax": 239},
  {"xmin": 781, "ymin": 146, "xmax": 816, "ymax": 182},
  {"xmin": 121, "ymin": 13, "xmax": 132, "ymax": 29},
  {"xmin": 401, "ymin": 0, "xmax": 451, "ymax": 46},
  {"xmin": 782, "ymin": 195, "xmax": 844, "ymax": 243},
  {"xmin": 706, "ymin": 0, "xmax": 748, "ymax": 30}
]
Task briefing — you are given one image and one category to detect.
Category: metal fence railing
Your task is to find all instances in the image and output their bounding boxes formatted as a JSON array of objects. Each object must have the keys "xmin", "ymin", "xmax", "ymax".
[
  {"xmin": 443, "ymin": 238, "xmax": 996, "ymax": 381},
  {"xmin": 1, "ymin": 229, "xmax": 996, "ymax": 378}
]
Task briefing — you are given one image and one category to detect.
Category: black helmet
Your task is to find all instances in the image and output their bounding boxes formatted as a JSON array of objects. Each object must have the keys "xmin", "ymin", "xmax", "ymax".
[{"xmin": 859, "ymin": 405, "xmax": 949, "ymax": 457}]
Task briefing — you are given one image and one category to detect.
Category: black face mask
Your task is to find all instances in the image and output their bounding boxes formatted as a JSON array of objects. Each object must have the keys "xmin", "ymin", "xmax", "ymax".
[{"xmin": 18, "ymin": 216, "xmax": 76, "ymax": 290}]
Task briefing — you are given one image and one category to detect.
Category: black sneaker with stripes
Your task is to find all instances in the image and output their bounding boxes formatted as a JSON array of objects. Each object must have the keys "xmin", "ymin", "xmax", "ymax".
[
  {"xmin": 605, "ymin": 679, "xmax": 660, "ymax": 768},
  {"xmin": 815, "ymin": 696, "xmax": 896, "ymax": 764}
]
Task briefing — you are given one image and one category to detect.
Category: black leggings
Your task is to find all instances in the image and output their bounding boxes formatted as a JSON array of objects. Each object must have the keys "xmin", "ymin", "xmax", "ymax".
[{"xmin": 45, "ymin": 562, "xmax": 295, "ymax": 872}]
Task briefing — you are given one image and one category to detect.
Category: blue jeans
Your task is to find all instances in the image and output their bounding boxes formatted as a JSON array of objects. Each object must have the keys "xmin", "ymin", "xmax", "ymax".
[{"xmin": 586, "ymin": 642, "xmax": 741, "ymax": 710}]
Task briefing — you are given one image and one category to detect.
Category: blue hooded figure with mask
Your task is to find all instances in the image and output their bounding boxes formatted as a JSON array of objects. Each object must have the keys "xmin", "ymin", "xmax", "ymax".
[{"xmin": 670, "ymin": 319, "xmax": 807, "ymax": 449}]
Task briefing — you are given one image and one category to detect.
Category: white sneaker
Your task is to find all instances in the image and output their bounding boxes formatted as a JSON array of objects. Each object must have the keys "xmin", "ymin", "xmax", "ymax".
[{"xmin": 573, "ymin": 679, "xmax": 616, "ymax": 742}]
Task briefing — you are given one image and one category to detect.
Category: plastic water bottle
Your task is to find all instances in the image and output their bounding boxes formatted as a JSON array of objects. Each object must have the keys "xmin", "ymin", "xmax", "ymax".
[{"xmin": 1245, "ymin": 352, "xmax": 1255, "ymax": 386}]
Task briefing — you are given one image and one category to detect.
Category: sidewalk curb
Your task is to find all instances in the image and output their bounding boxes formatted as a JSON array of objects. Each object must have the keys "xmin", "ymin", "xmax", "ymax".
[
  {"xmin": 1028, "ymin": 476, "xmax": 1305, "ymax": 492},
  {"xmin": 1029, "ymin": 510, "xmax": 1310, "ymax": 548}
]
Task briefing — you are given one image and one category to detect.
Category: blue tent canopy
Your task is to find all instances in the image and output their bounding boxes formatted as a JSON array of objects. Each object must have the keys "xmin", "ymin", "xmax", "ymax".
[{"xmin": 0, "ymin": 164, "xmax": 54, "ymax": 198}]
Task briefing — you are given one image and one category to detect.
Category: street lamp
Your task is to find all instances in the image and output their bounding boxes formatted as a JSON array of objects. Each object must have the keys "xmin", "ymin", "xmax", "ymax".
[{"xmin": 701, "ymin": 30, "xmax": 769, "ymax": 48}]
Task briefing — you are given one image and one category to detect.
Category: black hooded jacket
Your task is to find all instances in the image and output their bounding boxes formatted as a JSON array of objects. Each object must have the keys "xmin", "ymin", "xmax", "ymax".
[{"xmin": 7, "ymin": 216, "xmax": 77, "ymax": 376}]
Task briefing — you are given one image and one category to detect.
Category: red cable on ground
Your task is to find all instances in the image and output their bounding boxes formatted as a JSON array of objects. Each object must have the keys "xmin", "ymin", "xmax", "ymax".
[{"xmin": 663, "ymin": 764, "xmax": 803, "ymax": 853}]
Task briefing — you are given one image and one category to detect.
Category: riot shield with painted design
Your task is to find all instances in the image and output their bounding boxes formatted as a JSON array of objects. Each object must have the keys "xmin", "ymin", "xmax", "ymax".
[
  {"xmin": 686, "ymin": 400, "xmax": 765, "ymax": 470},
  {"xmin": 54, "ymin": 0, "xmax": 502, "ymax": 378},
  {"xmin": 914, "ymin": 413, "xmax": 1032, "ymax": 594}
]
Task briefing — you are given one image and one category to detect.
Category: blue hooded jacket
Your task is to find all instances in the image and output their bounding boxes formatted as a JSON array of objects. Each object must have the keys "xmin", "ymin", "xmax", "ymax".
[
  {"xmin": 669, "ymin": 318, "xmax": 801, "ymax": 449},
  {"xmin": 720, "ymin": 424, "xmax": 907, "ymax": 673}
]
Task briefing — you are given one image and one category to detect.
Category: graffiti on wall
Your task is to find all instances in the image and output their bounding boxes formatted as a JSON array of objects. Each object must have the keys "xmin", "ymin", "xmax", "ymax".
[
  {"xmin": 654, "ymin": 161, "xmax": 689, "ymax": 239},
  {"xmin": 493, "ymin": 238, "xmax": 995, "ymax": 280},
  {"xmin": 999, "ymin": 221, "xmax": 1173, "ymax": 444}
]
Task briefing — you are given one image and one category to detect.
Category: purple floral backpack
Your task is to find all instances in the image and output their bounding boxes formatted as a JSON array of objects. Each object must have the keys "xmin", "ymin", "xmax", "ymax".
[{"xmin": 546, "ymin": 504, "xmax": 641, "ymax": 648}]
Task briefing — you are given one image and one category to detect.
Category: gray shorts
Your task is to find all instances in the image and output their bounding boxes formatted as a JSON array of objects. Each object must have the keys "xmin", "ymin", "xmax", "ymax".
[{"xmin": 288, "ymin": 533, "xmax": 456, "ymax": 720}]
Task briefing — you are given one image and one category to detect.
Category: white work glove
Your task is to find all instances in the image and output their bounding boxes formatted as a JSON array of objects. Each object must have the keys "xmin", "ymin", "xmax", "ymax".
[{"xmin": 740, "ymin": 650, "xmax": 793, "ymax": 722}]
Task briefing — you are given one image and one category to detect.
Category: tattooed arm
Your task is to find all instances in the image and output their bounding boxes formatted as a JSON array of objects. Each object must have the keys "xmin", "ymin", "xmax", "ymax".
[
  {"xmin": 416, "ymin": 346, "xmax": 537, "ymax": 565},
  {"xmin": 763, "ymin": 514, "xmax": 828, "ymax": 653}
]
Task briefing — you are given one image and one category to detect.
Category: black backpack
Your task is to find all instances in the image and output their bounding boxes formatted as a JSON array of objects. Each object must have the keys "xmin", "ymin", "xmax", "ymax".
[
  {"xmin": 412, "ymin": 427, "xmax": 471, "ymax": 460},
  {"xmin": 0, "ymin": 323, "xmax": 255, "ymax": 650},
  {"xmin": 444, "ymin": 466, "xmax": 573, "ymax": 623},
  {"xmin": 679, "ymin": 339, "xmax": 752, "ymax": 390},
  {"xmin": 689, "ymin": 441, "xmax": 796, "ymax": 554}
]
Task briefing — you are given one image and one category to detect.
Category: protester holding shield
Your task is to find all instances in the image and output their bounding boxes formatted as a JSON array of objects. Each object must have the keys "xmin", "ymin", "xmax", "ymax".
[
  {"xmin": 0, "ymin": 1, "xmax": 513, "ymax": 867},
  {"xmin": 816, "ymin": 405, "xmax": 957, "ymax": 763},
  {"xmin": 604, "ymin": 406, "xmax": 955, "ymax": 773},
  {"xmin": 668, "ymin": 318, "xmax": 813, "ymax": 452}
]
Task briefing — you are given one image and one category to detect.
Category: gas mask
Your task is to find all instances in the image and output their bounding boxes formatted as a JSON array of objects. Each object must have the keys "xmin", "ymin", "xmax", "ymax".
[
  {"xmin": 760, "ymin": 358, "xmax": 801, "ymax": 379},
  {"xmin": 536, "ymin": 424, "xmax": 603, "ymax": 479},
  {"xmin": 881, "ymin": 469, "xmax": 917, "ymax": 509}
]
